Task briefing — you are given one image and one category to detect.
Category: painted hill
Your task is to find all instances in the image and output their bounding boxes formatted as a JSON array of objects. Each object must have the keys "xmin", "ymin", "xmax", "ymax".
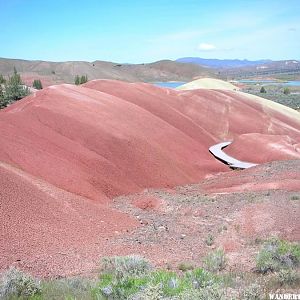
[
  {"xmin": 1, "ymin": 80, "xmax": 300, "ymax": 276},
  {"xmin": 176, "ymin": 78, "xmax": 239, "ymax": 90},
  {"xmin": 1, "ymin": 80, "xmax": 299, "ymax": 201},
  {"xmin": 0, "ymin": 58, "xmax": 217, "ymax": 87}
]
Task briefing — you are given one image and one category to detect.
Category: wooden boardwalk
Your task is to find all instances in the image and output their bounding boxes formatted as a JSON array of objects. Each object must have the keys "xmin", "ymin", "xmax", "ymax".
[{"xmin": 209, "ymin": 141, "xmax": 258, "ymax": 169}]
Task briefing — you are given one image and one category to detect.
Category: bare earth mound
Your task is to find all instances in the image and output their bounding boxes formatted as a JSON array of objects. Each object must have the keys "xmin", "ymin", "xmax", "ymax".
[
  {"xmin": 176, "ymin": 77, "xmax": 239, "ymax": 91},
  {"xmin": 0, "ymin": 162, "xmax": 137, "ymax": 277},
  {"xmin": 0, "ymin": 80, "xmax": 299, "ymax": 276}
]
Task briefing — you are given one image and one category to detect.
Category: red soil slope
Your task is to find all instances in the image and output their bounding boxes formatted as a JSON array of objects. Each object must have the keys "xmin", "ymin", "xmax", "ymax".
[
  {"xmin": 0, "ymin": 162, "xmax": 138, "ymax": 276},
  {"xmin": 224, "ymin": 133, "xmax": 300, "ymax": 163},
  {"xmin": 0, "ymin": 80, "xmax": 299, "ymax": 276},
  {"xmin": 199, "ymin": 160, "xmax": 300, "ymax": 193},
  {"xmin": 0, "ymin": 83, "xmax": 232, "ymax": 202},
  {"xmin": 84, "ymin": 80, "xmax": 300, "ymax": 141},
  {"xmin": 1, "ymin": 81, "xmax": 299, "ymax": 202}
]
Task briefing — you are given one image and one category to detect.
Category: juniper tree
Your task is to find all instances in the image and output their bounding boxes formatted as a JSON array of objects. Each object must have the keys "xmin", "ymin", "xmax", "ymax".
[
  {"xmin": 1, "ymin": 67, "xmax": 30, "ymax": 108},
  {"xmin": 80, "ymin": 75, "xmax": 88, "ymax": 84},
  {"xmin": 0, "ymin": 74, "xmax": 6, "ymax": 84},
  {"xmin": 260, "ymin": 86, "xmax": 266, "ymax": 93},
  {"xmin": 32, "ymin": 79, "xmax": 43, "ymax": 90},
  {"xmin": 75, "ymin": 75, "xmax": 80, "ymax": 85}
]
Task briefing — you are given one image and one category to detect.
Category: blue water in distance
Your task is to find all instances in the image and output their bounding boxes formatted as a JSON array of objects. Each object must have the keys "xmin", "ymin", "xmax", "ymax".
[
  {"xmin": 238, "ymin": 80, "xmax": 300, "ymax": 86},
  {"xmin": 285, "ymin": 81, "xmax": 300, "ymax": 86},
  {"xmin": 154, "ymin": 80, "xmax": 300, "ymax": 88},
  {"xmin": 153, "ymin": 82, "xmax": 186, "ymax": 88}
]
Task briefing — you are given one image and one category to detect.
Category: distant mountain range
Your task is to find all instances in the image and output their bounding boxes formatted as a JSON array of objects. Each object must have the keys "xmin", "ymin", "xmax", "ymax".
[{"xmin": 176, "ymin": 57, "xmax": 272, "ymax": 68}]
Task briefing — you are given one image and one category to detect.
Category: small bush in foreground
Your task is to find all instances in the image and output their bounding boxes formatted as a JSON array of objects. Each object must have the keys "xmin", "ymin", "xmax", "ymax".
[
  {"xmin": 101, "ymin": 255, "xmax": 152, "ymax": 280},
  {"xmin": 96, "ymin": 256, "xmax": 152, "ymax": 299},
  {"xmin": 185, "ymin": 268, "xmax": 217, "ymax": 289},
  {"xmin": 129, "ymin": 283, "xmax": 163, "ymax": 300},
  {"xmin": 205, "ymin": 234, "xmax": 215, "ymax": 246},
  {"xmin": 241, "ymin": 283, "xmax": 262, "ymax": 300},
  {"xmin": 204, "ymin": 249, "xmax": 226, "ymax": 272},
  {"xmin": 178, "ymin": 262, "xmax": 194, "ymax": 272},
  {"xmin": 96, "ymin": 255, "xmax": 223, "ymax": 299},
  {"xmin": 179, "ymin": 283, "xmax": 225, "ymax": 300},
  {"xmin": 149, "ymin": 270, "xmax": 191, "ymax": 296},
  {"xmin": 0, "ymin": 267, "xmax": 41, "ymax": 299},
  {"xmin": 40, "ymin": 277, "xmax": 94, "ymax": 299},
  {"xmin": 256, "ymin": 238, "xmax": 300, "ymax": 273},
  {"xmin": 277, "ymin": 269, "xmax": 299, "ymax": 285}
]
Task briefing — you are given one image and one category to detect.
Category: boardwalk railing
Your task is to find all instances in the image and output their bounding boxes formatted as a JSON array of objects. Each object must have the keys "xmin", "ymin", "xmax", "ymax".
[{"xmin": 209, "ymin": 141, "xmax": 258, "ymax": 169}]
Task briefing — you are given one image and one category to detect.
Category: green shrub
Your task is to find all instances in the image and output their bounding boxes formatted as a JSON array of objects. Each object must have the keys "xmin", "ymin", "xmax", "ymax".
[
  {"xmin": 149, "ymin": 270, "xmax": 191, "ymax": 296},
  {"xmin": 290, "ymin": 195, "xmax": 299, "ymax": 201},
  {"xmin": 0, "ymin": 67, "xmax": 30, "ymax": 108},
  {"xmin": 241, "ymin": 283, "xmax": 262, "ymax": 300},
  {"xmin": 32, "ymin": 79, "xmax": 43, "ymax": 90},
  {"xmin": 0, "ymin": 74, "xmax": 6, "ymax": 84},
  {"xmin": 101, "ymin": 255, "xmax": 152, "ymax": 280},
  {"xmin": 205, "ymin": 234, "xmax": 215, "ymax": 246},
  {"xmin": 283, "ymin": 87, "xmax": 290, "ymax": 95},
  {"xmin": 75, "ymin": 75, "xmax": 80, "ymax": 85},
  {"xmin": 74, "ymin": 74, "xmax": 88, "ymax": 85},
  {"xmin": 260, "ymin": 86, "xmax": 266, "ymax": 93},
  {"xmin": 0, "ymin": 267, "xmax": 41, "ymax": 299},
  {"xmin": 185, "ymin": 268, "xmax": 217, "ymax": 288},
  {"xmin": 204, "ymin": 249, "xmax": 226, "ymax": 272},
  {"xmin": 277, "ymin": 269, "xmax": 299, "ymax": 285},
  {"xmin": 256, "ymin": 237, "xmax": 300, "ymax": 273},
  {"xmin": 0, "ymin": 85, "xmax": 5, "ymax": 108},
  {"xmin": 80, "ymin": 75, "xmax": 88, "ymax": 84},
  {"xmin": 40, "ymin": 277, "xmax": 94, "ymax": 299},
  {"xmin": 178, "ymin": 262, "xmax": 194, "ymax": 272},
  {"xmin": 179, "ymin": 283, "xmax": 225, "ymax": 300},
  {"xmin": 129, "ymin": 283, "xmax": 163, "ymax": 300},
  {"xmin": 96, "ymin": 258, "xmax": 218, "ymax": 299},
  {"xmin": 95, "ymin": 256, "xmax": 152, "ymax": 299}
]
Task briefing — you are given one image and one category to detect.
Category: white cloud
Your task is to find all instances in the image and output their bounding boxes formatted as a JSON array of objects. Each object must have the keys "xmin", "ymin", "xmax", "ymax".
[{"xmin": 197, "ymin": 43, "xmax": 216, "ymax": 51}]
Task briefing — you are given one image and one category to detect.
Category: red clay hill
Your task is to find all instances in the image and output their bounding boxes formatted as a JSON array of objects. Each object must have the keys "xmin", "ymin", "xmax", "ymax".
[{"xmin": 0, "ymin": 80, "xmax": 299, "ymax": 276}]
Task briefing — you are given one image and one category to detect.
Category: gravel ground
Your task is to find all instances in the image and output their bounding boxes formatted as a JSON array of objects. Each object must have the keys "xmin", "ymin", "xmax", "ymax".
[{"xmin": 112, "ymin": 168, "xmax": 300, "ymax": 273}]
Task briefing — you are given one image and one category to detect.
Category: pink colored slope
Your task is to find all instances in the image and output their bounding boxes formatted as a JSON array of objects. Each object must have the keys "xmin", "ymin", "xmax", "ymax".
[
  {"xmin": 199, "ymin": 160, "xmax": 300, "ymax": 193},
  {"xmin": 0, "ymin": 162, "xmax": 138, "ymax": 276},
  {"xmin": 0, "ymin": 83, "xmax": 229, "ymax": 202},
  {"xmin": 224, "ymin": 133, "xmax": 300, "ymax": 163},
  {"xmin": 1, "ymin": 80, "xmax": 300, "ymax": 276},
  {"xmin": 1, "ymin": 81, "xmax": 299, "ymax": 202},
  {"xmin": 84, "ymin": 80, "xmax": 300, "ymax": 142}
]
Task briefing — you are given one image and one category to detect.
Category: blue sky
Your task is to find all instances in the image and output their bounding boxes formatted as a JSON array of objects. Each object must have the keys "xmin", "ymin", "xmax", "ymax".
[{"xmin": 0, "ymin": 0, "xmax": 299, "ymax": 63}]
